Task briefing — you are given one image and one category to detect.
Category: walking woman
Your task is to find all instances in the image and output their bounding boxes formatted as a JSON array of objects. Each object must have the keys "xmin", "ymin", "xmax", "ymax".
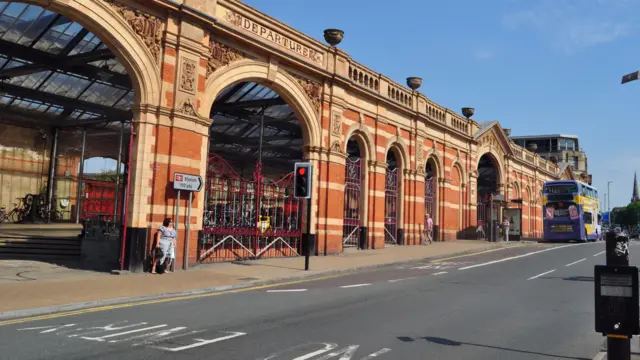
[{"xmin": 151, "ymin": 218, "xmax": 176, "ymax": 274}]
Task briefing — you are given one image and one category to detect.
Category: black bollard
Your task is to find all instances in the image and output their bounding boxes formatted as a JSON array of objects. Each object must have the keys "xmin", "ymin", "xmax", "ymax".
[{"xmin": 605, "ymin": 230, "xmax": 631, "ymax": 360}]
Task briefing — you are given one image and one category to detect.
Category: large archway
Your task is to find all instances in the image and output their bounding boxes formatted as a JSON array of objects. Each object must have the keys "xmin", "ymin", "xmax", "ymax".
[
  {"xmin": 342, "ymin": 138, "xmax": 364, "ymax": 248},
  {"xmin": 425, "ymin": 158, "xmax": 438, "ymax": 241},
  {"xmin": 476, "ymin": 153, "xmax": 500, "ymax": 238},
  {"xmin": 385, "ymin": 148, "xmax": 401, "ymax": 245},
  {"xmin": 0, "ymin": 1, "xmax": 151, "ymax": 264},
  {"xmin": 200, "ymin": 80, "xmax": 312, "ymax": 263}
]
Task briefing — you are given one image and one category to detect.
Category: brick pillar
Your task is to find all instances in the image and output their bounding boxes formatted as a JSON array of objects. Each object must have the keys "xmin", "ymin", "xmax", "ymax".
[
  {"xmin": 316, "ymin": 152, "xmax": 346, "ymax": 255},
  {"xmin": 368, "ymin": 161, "xmax": 386, "ymax": 249},
  {"xmin": 414, "ymin": 173, "xmax": 426, "ymax": 245}
]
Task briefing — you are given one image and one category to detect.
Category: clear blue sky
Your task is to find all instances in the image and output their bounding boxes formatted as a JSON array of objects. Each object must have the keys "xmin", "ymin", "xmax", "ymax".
[{"xmin": 244, "ymin": 0, "xmax": 640, "ymax": 209}]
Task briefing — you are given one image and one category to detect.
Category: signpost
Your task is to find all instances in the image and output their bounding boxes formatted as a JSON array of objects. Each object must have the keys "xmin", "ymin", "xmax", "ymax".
[
  {"xmin": 294, "ymin": 162, "xmax": 313, "ymax": 271},
  {"xmin": 173, "ymin": 172, "xmax": 203, "ymax": 271}
]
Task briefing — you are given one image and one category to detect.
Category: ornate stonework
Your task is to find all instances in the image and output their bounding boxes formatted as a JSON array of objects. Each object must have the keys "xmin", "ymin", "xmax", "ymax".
[
  {"xmin": 416, "ymin": 140, "xmax": 424, "ymax": 174},
  {"xmin": 290, "ymin": 73, "xmax": 322, "ymax": 112},
  {"xmin": 106, "ymin": 1, "xmax": 163, "ymax": 63},
  {"xmin": 479, "ymin": 130, "xmax": 505, "ymax": 158},
  {"xmin": 331, "ymin": 113, "xmax": 342, "ymax": 136},
  {"xmin": 180, "ymin": 58, "xmax": 197, "ymax": 94},
  {"xmin": 207, "ymin": 40, "xmax": 245, "ymax": 78},
  {"xmin": 177, "ymin": 98, "xmax": 197, "ymax": 116},
  {"xmin": 330, "ymin": 140, "xmax": 343, "ymax": 154}
]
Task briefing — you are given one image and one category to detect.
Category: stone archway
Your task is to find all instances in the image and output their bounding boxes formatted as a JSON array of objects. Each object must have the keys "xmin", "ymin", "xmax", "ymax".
[
  {"xmin": 342, "ymin": 136, "xmax": 366, "ymax": 249},
  {"xmin": 424, "ymin": 157, "xmax": 439, "ymax": 237},
  {"xmin": 201, "ymin": 60, "xmax": 321, "ymax": 150},
  {"xmin": 476, "ymin": 152, "xmax": 502, "ymax": 238}
]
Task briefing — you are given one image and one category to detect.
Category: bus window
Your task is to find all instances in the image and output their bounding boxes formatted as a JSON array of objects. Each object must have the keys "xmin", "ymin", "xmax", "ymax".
[
  {"xmin": 584, "ymin": 212, "xmax": 593, "ymax": 224},
  {"xmin": 598, "ymin": 213, "xmax": 603, "ymax": 225}
]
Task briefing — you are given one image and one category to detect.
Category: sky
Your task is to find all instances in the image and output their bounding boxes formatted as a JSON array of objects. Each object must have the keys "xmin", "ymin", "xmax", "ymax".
[{"xmin": 243, "ymin": 0, "xmax": 640, "ymax": 209}]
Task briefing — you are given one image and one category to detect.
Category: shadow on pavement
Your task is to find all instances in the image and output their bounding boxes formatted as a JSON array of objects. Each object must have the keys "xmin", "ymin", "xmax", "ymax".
[{"xmin": 396, "ymin": 336, "xmax": 590, "ymax": 360}]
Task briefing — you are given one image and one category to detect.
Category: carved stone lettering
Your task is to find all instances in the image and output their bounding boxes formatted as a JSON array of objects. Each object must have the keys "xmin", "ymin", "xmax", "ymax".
[
  {"xmin": 106, "ymin": 1, "xmax": 163, "ymax": 63},
  {"xmin": 290, "ymin": 73, "xmax": 322, "ymax": 112},
  {"xmin": 207, "ymin": 40, "xmax": 245, "ymax": 78},
  {"xmin": 331, "ymin": 113, "xmax": 342, "ymax": 136},
  {"xmin": 178, "ymin": 98, "xmax": 197, "ymax": 116}
]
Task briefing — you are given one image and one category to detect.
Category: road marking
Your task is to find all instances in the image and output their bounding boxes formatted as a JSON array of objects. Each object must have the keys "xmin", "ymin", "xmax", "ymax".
[
  {"xmin": 0, "ymin": 273, "xmax": 350, "ymax": 327},
  {"xmin": 151, "ymin": 331, "xmax": 246, "ymax": 352},
  {"xmin": 340, "ymin": 284, "xmax": 371, "ymax": 288},
  {"xmin": 431, "ymin": 245, "xmax": 526, "ymax": 263},
  {"xmin": 592, "ymin": 351, "xmax": 607, "ymax": 360},
  {"xmin": 565, "ymin": 258, "xmax": 586, "ymax": 267},
  {"xmin": 458, "ymin": 244, "xmax": 582, "ymax": 270},
  {"xmin": 266, "ymin": 289, "xmax": 308, "ymax": 293},
  {"xmin": 433, "ymin": 271, "xmax": 448, "ymax": 275},
  {"xmin": 528, "ymin": 269, "xmax": 555, "ymax": 280},
  {"xmin": 388, "ymin": 277, "xmax": 416, "ymax": 283},
  {"xmin": 593, "ymin": 251, "xmax": 605, "ymax": 257},
  {"xmin": 81, "ymin": 324, "xmax": 167, "ymax": 342}
]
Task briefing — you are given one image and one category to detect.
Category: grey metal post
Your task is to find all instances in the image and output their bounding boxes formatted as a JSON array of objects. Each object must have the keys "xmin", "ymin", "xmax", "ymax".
[
  {"xmin": 183, "ymin": 191, "xmax": 192, "ymax": 270},
  {"xmin": 75, "ymin": 128, "xmax": 86, "ymax": 223},
  {"xmin": 46, "ymin": 128, "xmax": 59, "ymax": 220},
  {"xmin": 113, "ymin": 121, "xmax": 125, "ymax": 223},
  {"xmin": 175, "ymin": 190, "xmax": 180, "ymax": 271}
]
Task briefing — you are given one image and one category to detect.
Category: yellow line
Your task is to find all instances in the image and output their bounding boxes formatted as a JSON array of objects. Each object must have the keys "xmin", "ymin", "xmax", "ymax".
[
  {"xmin": 607, "ymin": 334, "xmax": 629, "ymax": 339},
  {"xmin": 0, "ymin": 273, "xmax": 347, "ymax": 327},
  {"xmin": 431, "ymin": 244, "xmax": 526, "ymax": 262}
]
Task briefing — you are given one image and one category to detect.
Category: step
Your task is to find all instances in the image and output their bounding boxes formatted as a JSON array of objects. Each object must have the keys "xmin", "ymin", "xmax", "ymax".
[
  {"xmin": 0, "ymin": 238, "xmax": 81, "ymax": 246},
  {"xmin": 0, "ymin": 248, "xmax": 80, "ymax": 256}
]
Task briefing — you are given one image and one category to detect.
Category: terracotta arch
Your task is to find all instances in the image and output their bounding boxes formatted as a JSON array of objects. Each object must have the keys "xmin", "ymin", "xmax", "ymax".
[
  {"xmin": 344, "ymin": 123, "xmax": 375, "ymax": 162},
  {"xmin": 475, "ymin": 150, "xmax": 505, "ymax": 187},
  {"xmin": 384, "ymin": 137, "xmax": 410, "ymax": 171},
  {"xmin": 452, "ymin": 161, "xmax": 466, "ymax": 185},
  {"xmin": 201, "ymin": 59, "xmax": 321, "ymax": 149},
  {"xmin": 42, "ymin": 0, "xmax": 161, "ymax": 107},
  {"xmin": 343, "ymin": 130, "xmax": 371, "ymax": 227}
]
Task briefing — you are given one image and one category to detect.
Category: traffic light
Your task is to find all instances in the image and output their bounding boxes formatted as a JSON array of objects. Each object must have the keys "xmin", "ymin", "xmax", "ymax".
[{"xmin": 294, "ymin": 162, "xmax": 312, "ymax": 199}]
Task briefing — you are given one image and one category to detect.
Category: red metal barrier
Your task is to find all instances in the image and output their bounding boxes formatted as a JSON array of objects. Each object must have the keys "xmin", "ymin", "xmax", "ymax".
[
  {"xmin": 343, "ymin": 157, "xmax": 362, "ymax": 248},
  {"xmin": 199, "ymin": 154, "xmax": 302, "ymax": 262},
  {"xmin": 81, "ymin": 179, "xmax": 123, "ymax": 221}
]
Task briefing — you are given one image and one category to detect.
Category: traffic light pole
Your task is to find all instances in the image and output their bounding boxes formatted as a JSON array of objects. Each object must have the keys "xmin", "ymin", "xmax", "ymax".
[{"xmin": 305, "ymin": 196, "xmax": 311, "ymax": 271}]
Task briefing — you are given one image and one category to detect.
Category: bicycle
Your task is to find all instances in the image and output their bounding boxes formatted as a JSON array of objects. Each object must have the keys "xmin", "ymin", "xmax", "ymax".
[{"xmin": 0, "ymin": 196, "xmax": 33, "ymax": 223}]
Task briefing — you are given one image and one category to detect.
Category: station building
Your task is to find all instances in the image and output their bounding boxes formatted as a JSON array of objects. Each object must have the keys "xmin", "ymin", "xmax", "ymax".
[{"xmin": 0, "ymin": 0, "xmax": 573, "ymax": 271}]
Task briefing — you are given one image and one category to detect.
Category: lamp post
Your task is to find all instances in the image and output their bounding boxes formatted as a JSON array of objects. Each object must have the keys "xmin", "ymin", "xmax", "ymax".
[{"xmin": 608, "ymin": 181, "xmax": 614, "ymax": 225}]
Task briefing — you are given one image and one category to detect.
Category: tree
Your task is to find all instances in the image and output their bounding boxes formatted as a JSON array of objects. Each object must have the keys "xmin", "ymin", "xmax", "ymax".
[
  {"xmin": 615, "ymin": 203, "xmax": 640, "ymax": 228},
  {"xmin": 90, "ymin": 169, "xmax": 124, "ymax": 183}
]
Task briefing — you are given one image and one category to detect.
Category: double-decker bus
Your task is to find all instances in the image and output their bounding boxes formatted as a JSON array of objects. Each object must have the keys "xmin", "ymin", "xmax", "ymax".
[{"xmin": 542, "ymin": 180, "xmax": 600, "ymax": 242}]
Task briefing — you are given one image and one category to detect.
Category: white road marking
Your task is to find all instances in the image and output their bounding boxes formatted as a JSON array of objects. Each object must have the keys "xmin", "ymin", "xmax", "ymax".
[
  {"xmin": 151, "ymin": 331, "xmax": 246, "ymax": 352},
  {"xmin": 340, "ymin": 283, "xmax": 371, "ymax": 288},
  {"xmin": 289, "ymin": 343, "xmax": 338, "ymax": 360},
  {"xmin": 433, "ymin": 271, "xmax": 448, "ymax": 275},
  {"xmin": 565, "ymin": 258, "xmax": 586, "ymax": 267},
  {"xmin": 266, "ymin": 289, "xmax": 308, "ymax": 293},
  {"xmin": 593, "ymin": 251, "xmax": 605, "ymax": 257},
  {"xmin": 81, "ymin": 324, "xmax": 167, "ymax": 342},
  {"xmin": 388, "ymin": 277, "xmax": 416, "ymax": 283},
  {"xmin": 458, "ymin": 244, "xmax": 583, "ymax": 270},
  {"xmin": 592, "ymin": 351, "xmax": 607, "ymax": 360},
  {"xmin": 362, "ymin": 348, "xmax": 392, "ymax": 359},
  {"xmin": 528, "ymin": 269, "xmax": 556, "ymax": 280}
]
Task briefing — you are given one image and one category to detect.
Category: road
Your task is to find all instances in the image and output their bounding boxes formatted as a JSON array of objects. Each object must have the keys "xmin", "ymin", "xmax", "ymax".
[{"xmin": 0, "ymin": 241, "xmax": 626, "ymax": 360}]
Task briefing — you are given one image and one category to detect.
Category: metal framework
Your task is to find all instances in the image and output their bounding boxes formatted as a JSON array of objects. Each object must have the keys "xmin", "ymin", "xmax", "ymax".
[
  {"xmin": 476, "ymin": 154, "xmax": 498, "ymax": 240},
  {"xmin": 0, "ymin": 2, "xmax": 133, "ymax": 128},
  {"xmin": 201, "ymin": 81, "xmax": 305, "ymax": 262},
  {"xmin": 343, "ymin": 156, "xmax": 362, "ymax": 248},
  {"xmin": 384, "ymin": 167, "xmax": 398, "ymax": 245},
  {"xmin": 425, "ymin": 175, "xmax": 436, "ymax": 226},
  {"xmin": 0, "ymin": 2, "xmax": 133, "ymax": 267}
]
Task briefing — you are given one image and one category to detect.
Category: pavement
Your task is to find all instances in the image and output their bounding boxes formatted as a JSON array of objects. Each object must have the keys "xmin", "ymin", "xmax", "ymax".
[
  {"xmin": 0, "ymin": 240, "xmax": 618, "ymax": 359},
  {"xmin": 0, "ymin": 239, "xmax": 519, "ymax": 318}
]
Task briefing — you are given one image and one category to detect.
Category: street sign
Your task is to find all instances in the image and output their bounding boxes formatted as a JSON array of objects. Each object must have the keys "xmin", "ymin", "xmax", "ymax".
[
  {"xmin": 173, "ymin": 172, "xmax": 203, "ymax": 192},
  {"xmin": 621, "ymin": 70, "xmax": 640, "ymax": 84}
]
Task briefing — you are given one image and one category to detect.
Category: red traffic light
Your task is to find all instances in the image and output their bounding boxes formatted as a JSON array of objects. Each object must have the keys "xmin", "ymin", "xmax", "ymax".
[{"xmin": 298, "ymin": 167, "xmax": 306, "ymax": 176}]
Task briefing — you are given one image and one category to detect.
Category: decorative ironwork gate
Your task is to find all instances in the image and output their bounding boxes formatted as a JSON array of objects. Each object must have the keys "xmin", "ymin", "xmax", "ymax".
[
  {"xmin": 199, "ymin": 154, "xmax": 302, "ymax": 262},
  {"xmin": 477, "ymin": 194, "xmax": 490, "ymax": 240},
  {"xmin": 384, "ymin": 167, "xmax": 398, "ymax": 245},
  {"xmin": 425, "ymin": 175, "xmax": 436, "ymax": 229},
  {"xmin": 343, "ymin": 157, "xmax": 362, "ymax": 248}
]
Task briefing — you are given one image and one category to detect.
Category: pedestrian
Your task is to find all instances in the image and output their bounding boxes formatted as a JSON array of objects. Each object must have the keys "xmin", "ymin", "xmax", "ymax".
[
  {"xmin": 424, "ymin": 214, "xmax": 433, "ymax": 244},
  {"xmin": 502, "ymin": 216, "xmax": 510, "ymax": 242},
  {"xmin": 151, "ymin": 218, "xmax": 176, "ymax": 274}
]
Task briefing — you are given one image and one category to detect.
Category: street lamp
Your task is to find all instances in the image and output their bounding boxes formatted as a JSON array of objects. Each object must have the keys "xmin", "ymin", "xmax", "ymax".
[{"xmin": 608, "ymin": 181, "xmax": 614, "ymax": 225}]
